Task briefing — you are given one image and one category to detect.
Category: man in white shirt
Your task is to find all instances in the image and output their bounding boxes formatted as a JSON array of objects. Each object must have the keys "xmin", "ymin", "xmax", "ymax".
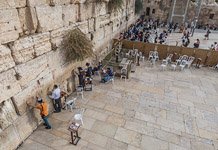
[{"xmin": 49, "ymin": 84, "xmax": 61, "ymax": 113}]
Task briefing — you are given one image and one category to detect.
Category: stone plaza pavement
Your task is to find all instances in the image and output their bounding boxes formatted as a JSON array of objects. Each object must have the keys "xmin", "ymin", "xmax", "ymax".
[
  {"xmin": 167, "ymin": 29, "xmax": 218, "ymax": 50},
  {"xmin": 18, "ymin": 62, "xmax": 218, "ymax": 150}
]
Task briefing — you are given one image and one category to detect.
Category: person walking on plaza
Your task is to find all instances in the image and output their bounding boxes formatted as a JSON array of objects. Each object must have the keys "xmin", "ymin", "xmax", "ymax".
[
  {"xmin": 27, "ymin": 97, "xmax": 51, "ymax": 129},
  {"xmin": 49, "ymin": 84, "xmax": 62, "ymax": 113},
  {"xmin": 204, "ymin": 29, "xmax": 211, "ymax": 40}
]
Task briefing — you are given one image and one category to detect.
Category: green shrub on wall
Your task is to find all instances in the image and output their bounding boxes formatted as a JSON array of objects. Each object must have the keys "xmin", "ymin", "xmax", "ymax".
[
  {"xmin": 62, "ymin": 28, "xmax": 94, "ymax": 62},
  {"xmin": 135, "ymin": 0, "xmax": 143, "ymax": 14}
]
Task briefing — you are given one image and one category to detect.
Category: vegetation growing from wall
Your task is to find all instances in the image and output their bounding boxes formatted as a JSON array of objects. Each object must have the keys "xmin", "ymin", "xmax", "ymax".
[
  {"xmin": 62, "ymin": 28, "xmax": 94, "ymax": 62},
  {"xmin": 135, "ymin": 0, "xmax": 143, "ymax": 14}
]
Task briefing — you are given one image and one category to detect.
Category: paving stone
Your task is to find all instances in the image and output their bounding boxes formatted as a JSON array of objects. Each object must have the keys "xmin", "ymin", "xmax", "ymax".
[
  {"xmin": 141, "ymin": 135, "xmax": 169, "ymax": 150},
  {"xmin": 191, "ymin": 141, "xmax": 215, "ymax": 150},
  {"xmin": 114, "ymin": 127, "xmax": 142, "ymax": 147},
  {"xmin": 169, "ymin": 143, "xmax": 187, "ymax": 150},
  {"xmin": 81, "ymin": 130, "xmax": 108, "ymax": 147},
  {"xmin": 84, "ymin": 109, "xmax": 108, "ymax": 121},
  {"xmin": 104, "ymin": 105, "xmax": 125, "ymax": 115},
  {"xmin": 105, "ymin": 139, "xmax": 128, "ymax": 150},
  {"xmin": 154, "ymin": 129, "xmax": 181, "ymax": 145},
  {"xmin": 106, "ymin": 114, "xmax": 126, "ymax": 127},
  {"xmin": 91, "ymin": 120, "xmax": 117, "ymax": 138}
]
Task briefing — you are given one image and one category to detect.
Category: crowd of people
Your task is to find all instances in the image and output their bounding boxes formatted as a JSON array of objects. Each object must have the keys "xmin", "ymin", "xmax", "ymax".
[
  {"xmin": 119, "ymin": 18, "xmax": 169, "ymax": 44},
  {"xmin": 119, "ymin": 17, "xmax": 218, "ymax": 50}
]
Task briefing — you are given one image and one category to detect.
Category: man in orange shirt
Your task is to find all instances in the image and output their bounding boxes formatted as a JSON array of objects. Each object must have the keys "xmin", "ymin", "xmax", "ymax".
[{"xmin": 27, "ymin": 97, "xmax": 51, "ymax": 129}]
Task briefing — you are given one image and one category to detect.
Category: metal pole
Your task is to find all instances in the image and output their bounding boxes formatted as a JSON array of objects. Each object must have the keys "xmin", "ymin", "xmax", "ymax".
[
  {"xmin": 183, "ymin": 0, "xmax": 190, "ymax": 23},
  {"xmin": 170, "ymin": 0, "xmax": 177, "ymax": 23},
  {"xmin": 192, "ymin": 0, "xmax": 202, "ymax": 36}
]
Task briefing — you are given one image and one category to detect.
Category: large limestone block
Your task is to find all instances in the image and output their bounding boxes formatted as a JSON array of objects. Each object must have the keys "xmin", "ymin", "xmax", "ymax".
[
  {"xmin": 93, "ymin": 26, "xmax": 105, "ymax": 41},
  {"xmin": 17, "ymin": 7, "xmax": 38, "ymax": 34},
  {"xmin": 14, "ymin": 111, "xmax": 38, "ymax": 141},
  {"xmin": 0, "ymin": 125, "xmax": 22, "ymax": 150},
  {"xmin": 80, "ymin": 3, "xmax": 93, "ymax": 21},
  {"xmin": 36, "ymin": 6, "xmax": 63, "ymax": 32},
  {"xmin": 104, "ymin": 23, "xmax": 113, "ymax": 37},
  {"xmin": 46, "ymin": 49, "xmax": 65, "ymax": 73},
  {"xmin": 11, "ymin": 36, "xmax": 35, "ymax": 64},
  {"xmin": 12, "ymin": 71, "xmax": 54, "ymax": 115},
  {"xmin": 0, "ymin": 9, "xmax": 22, "ymax": 44},
  {"xmin": 14, "ymin": 55, "xmax": 49, "ymax": 88},
  {"xmin": 27, "ymin": 0, "xmax": 48, "ymax": 7},
  {"xmin": 50, "ymin": 25, "xmax": 76, "ymax": 48},
  {"xmin": 32, "ymin": 32, "xmax": 52, "ymax": 56},
  {"xmin": 0, "ymin": 69, "xmax": 21, "ymax": 103},
  {"xmin": 52, "ymin": 0, "xmax": 71, "ymax": 5},
  {"xmin": 78, "ymin": 21, "xmax": 89, "ymax": 34},
  {"xmin": 95, "ymin": 14, "xmax": 111, "ymax": 29},
  {"xmin": 0, "ymin": 45, "xmax": 16, "ymax": 73},
  {"xmin": 93, "ymin": 2, "xmax": 107, "ymax": 17},
  {"xmin": 0, "ymin": 99, "xmax": 18, "ymax": 131},
  {"xmin": 14, "ymin": 0, "xmax": 26, "ymax": 8},
  {"xmin": 0, "ymin": 0, "xmax": 15, "ymax": 9},
  {"xmin": 62, "ymin": 4, "xmax": 78, "ymax": 26},
  {"xmin": 88, "ymin": 18, "xmax": 95, "ymax": 32}
]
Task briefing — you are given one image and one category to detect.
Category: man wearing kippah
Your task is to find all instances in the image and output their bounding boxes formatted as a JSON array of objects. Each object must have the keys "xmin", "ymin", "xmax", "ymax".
[{"xmin": 27, "ymin": 97, "xmax": 52, "ymax": 129}]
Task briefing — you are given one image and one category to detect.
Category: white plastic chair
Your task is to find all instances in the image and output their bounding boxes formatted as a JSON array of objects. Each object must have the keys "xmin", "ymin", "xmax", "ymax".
[
  {"xmin": 74, "ymin": 108, "xmax": 85, "ymax": 126},
  {"xmin": 76, "ymin": 86, "xmax": 84, "ymax": 99},
  {"xmin": 149, "ymin": 51, "xmax": 154, "ymax": 60},
  {"xmin": 163, "ymin": 54, "xmax": 173, "ymax": 64},
  {"xmin": 186, "ymin": 56, "xmax": 195, "ymax": 68},
  {"xmin": 179, "ymin": 60, "xmax": 187, "ymax": 71},
  {"xmin": 65, "ymin": 98, "xmax": 77, "ymax": 112},
  {"xmin": 120, "ymin": 68, "xmax": 127, "ymax": 82},
  {"xmin": 161, "ymin": 60, "xmax": 168, "ymax": 71},
  {"xmin": 139, "ymin": 52, "xmax": 145, "ymax": 62},
  {"xmin": 176, "ymin": 56, "xmax": 183, "ymax": 65},
  {"xmin": 154, "ymin": 51, "xmax": 159, "ymax": 61},
  {"xmin": 171, "ymin": 60, "xmax": 179, "ymax": 71}
]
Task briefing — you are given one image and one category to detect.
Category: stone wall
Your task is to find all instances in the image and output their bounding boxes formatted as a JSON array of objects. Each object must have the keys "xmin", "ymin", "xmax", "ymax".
[
  {"xmin": 143, "ymin": 0, "xmax": 218, "ymax": 26},
  {"xmin": 0, "ymin": 0, "xmax": 137, "ymax": 149}
]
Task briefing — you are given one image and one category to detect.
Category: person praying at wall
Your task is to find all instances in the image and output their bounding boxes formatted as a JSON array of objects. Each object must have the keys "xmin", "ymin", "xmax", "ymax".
[
  {"xmin": 27, "ymin": 97, "xmax": 51, "ymax": 129},
  {"xmin": 48, "ymin": 84, "xmax": 62, "ymax": 113}
]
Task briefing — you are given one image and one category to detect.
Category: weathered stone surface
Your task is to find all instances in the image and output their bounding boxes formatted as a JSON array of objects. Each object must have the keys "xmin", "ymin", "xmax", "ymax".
[
  {"xmin": 95, "ymin": 14, "xmax": 111, "ymax": 29},
  {"xmin": 0, "ymin": 69, "xmax": 21, "ymax": 103},
  {"xmin": 52, "ymin": 0, "xmax": 71, "ymax": 5},
  {"xmin": 14, "ymin": 111, "xmax": 38, "ymax": 141},
  {"xmin": 80, "ymin": 4, "xmax": 93, "ymax": 21},
  {"xmin": 0, "ymin": 0, "xmax": 16, "ymax": 9},
  {"xmin": 0, "ymin": 9, "xmax": 22, "ymax": 44},
  {"xmin": 62, "ymin": 5, "xmax": 78, "ymax": 26},
  {"xmin": 14, "ymin": 0, "xmax": 26, "ymax": 8},
  {"xmin": 93, "ymin": 2, "xmax": 107, "ymax": 17},
  {"xmin": 0, "ymin": 99, "xmax": 18, "ymax": 131},
  {"xmin": 17, "ymin": 7, "xmax": 38, "ymax": 34},
  {"xmin": 0, "ymin": 125, "xmax": 22, "ymax": 150},
  {"xmin": 27, "ymin": 0, "xmax": 48, "ymax": 7},
  {"xmin": 88, "ymin": 18, "xmax": 95, "ymax": 32},
  {"xmin": 0, "ymin": 45, "xmax": 15, "ymax": 73},
  {"xmin": 11, "ymin": 36, "xmax": 35, "ymax": 64},
  {"xmin": 36, "ymin": 6, "xmax": 63, "ymax": 32},
  {"xmin": 32, "ymin": 32, "xmax": 51, "ymax": 56},
  {"xmin": 14, "ymin": 55, "xmax": 49, "ymax": 87}
]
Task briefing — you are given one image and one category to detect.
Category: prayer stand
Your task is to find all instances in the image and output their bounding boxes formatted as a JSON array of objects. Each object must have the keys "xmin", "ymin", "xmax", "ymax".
[{"xmin": 68, "ymin": 122, "xmax": 81, "ymax": 145}]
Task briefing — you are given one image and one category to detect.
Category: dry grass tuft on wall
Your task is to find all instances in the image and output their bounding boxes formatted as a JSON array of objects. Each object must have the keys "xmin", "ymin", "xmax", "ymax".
[{"xmin": 62, "ymin": 28, "xmax": 94, "ymax": 62}]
